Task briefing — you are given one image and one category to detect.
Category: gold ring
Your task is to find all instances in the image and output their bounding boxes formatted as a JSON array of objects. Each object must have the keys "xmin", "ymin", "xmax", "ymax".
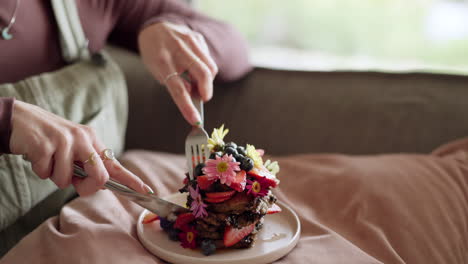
[
  {"xmin": 163, "ymin": 72, "xmax": 179, "ymax": 84},
  {"xmin": 100, "ymin": 149, "xmax": 115, "ymax": 161},
  {"xmin": 187, "ymin": 57, "xmax": 202, "ymax": 70},
  {"xmin": 83, "ymin": 152, "xmax": 98, "ymax": 166}
]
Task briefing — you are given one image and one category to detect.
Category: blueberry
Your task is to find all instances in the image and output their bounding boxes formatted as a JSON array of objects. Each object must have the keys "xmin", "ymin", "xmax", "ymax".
[
  {"xmin": 225, "ymin": 142, "xmax": 238, "ymax": 149},
  {"xmin": 240, "ymin": 157, "xmax": 254, "ymax": 171},
  {"xmin": 160, "ymin": 217, "xmax": 173, "ymax": 230},
  {"xmin": 167, "ymin": 228, "xmax": 180, "ymax": 241},
  {"xmin": 224, "ymin": 147, "xmax": 238, "ymax": 156},
  {"xmin": 194, "ymin": 163, "xmax": 205, "ymax": 176},
  {"xmin": 201, "ymin": 239, "xmax": 217, "ymax": 256},
  {"xmin": 234, "ymin": 154, "xmax": 244, "ymax": 162},
  {"xmin": 209, "ymin": 151, "xmax": 223, "ymax": 159},
  {"xmin": 236, "ymin": 146, "xmax": 246, "ymax": 156}
]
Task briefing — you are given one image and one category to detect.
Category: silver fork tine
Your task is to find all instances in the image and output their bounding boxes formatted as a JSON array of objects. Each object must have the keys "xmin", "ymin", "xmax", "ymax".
[
  {"xmin": 185, "ymin": 96, "xmax": 209, "ymax": 180},
  {"xmin": 202, "ymin": 144, "xmax": 209, "ymax": 162},
  {"xmin": 186, "ymin": 144, "xmax": 194, "ymax": 179},
  {"xmin": 196, "ymin": 145, "xmax": 202, "ymax": 164}
]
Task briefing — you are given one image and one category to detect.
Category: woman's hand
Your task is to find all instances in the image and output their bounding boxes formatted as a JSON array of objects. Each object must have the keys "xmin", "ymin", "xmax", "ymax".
[
  {"xmin": 138, "ymin": 22, "xmax": 218, "ymax": 125},
  {"xmin": 9, "ymin": 101, "xmax": 152, "ymax": 196}
]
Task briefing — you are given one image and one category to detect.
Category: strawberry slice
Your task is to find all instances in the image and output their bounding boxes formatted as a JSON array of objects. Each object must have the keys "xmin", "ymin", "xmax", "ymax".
[
  {"xmin": 223, "ymin": 223, "xmax": 256, "ymax": 247},
  {"xmin": 206, "ymin": 190, "xmax": 236, "ymax": 199},
  {"xmin": 174, "ymin": 213, "xmax": 195, "ymax": 229},
  {"xmin": 226, "ymin": 191, "xmax": 251, "ymax": 205},
  {"xmin": 267, "ymin": 204, "xmax": 282, "ymax": 214},
  {"xmin": 197, "ymin": 175, "xmax": 215, "ymax": 190},
  {"xmin": 142, "ymin": 212, "xmax": 159, "ymax": 224},
  {"xmin": 204, "ymin": 196, "xmax": 231, "ymax": 203},
  {"xmin": 247, "ymin": 166, "xmax": 279, "ymax": 187},
  {"xmin": 230, "ymin": 170, "xmax": 247, "ymax": 192},
  {"xmin": 204, "ymin": 191, "xmax": 236, "ymax": 203}
]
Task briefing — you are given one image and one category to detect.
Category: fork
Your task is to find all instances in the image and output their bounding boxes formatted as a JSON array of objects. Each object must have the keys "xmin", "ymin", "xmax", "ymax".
[{"xmin": 185, "ymin": 97, "xmax": 210, "ymax": 180}]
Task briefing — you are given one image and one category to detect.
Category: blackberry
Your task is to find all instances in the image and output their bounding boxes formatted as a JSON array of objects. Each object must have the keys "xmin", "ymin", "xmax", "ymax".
[
  {"xmin": 234, "ymin": 154, "xmax": 244, "ymax": 162},
  {"xmin": 194, "ymin": 163, "xmax": 205, "ymax": 176},
  {"xmin": 209, "ymin": 151, "xmax": 223, "ymax": 159},
  {"xmin": 167, "ymin": 228, "xmax": 180, "ymax": 241},
  {"xmin": 240, "ymin": 157, "xmax": 254, "ymax": 171},
  {"xmin": 225, "ymin": 142, "xmax": 238, "ymax": 149},
  {"xmin": 159, "ymin": 217, "xmax": 173, "ymax": 230},
  {"xmin": 225, "ymin": 147, "xmax": 238, "ymax": 156},
  {"xmin": 236, "ymin": 146, "xmax": 246, "ymax": 156},
  {"xmin": 200, "ymin": 239, "xmax": 217, "ymax": 256}
]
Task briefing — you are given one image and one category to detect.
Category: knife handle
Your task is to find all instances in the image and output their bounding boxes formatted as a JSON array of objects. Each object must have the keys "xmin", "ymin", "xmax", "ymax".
[{"xmin": 73, "ymin": 164, "xmax": 147, "ymax": 199}]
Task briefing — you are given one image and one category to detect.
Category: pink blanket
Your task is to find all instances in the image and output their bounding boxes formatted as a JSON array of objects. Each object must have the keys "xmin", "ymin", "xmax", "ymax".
[{"xmin": 1, "ymin": 143, "xmax": 467, "ymax": 263}]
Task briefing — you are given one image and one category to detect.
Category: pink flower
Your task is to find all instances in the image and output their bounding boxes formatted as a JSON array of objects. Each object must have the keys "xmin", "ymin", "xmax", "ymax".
[
  {"xmin": 178, "ymin": 225, "xmax": 198, "ymax": 249},
  {"xmin": 202, "ymin": 154, "xmax": 240, "ymax": 186},
  {"xmin": 189, "ymin": 185, "xmax": 207, "ymax": 218},
  {"xmin": 246, "ymin": 176, "xmax": 271, "ymax": 197}
]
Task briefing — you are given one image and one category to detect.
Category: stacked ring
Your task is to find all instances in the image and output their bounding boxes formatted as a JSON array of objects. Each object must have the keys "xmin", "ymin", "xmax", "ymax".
[
  {"xmin": 101, "ymin": 149, "xmax": 115, "ymax": 161},
  {"xmin": 163, "ymin": 72, "xmax": 179, "ymax": 84},
  {"xmin": 83, "ymin": 152, "xmax": 98, "ymax": 165}
]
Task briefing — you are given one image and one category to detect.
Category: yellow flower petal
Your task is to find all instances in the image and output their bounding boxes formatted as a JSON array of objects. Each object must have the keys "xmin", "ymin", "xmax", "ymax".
[
  {"xmin": 265, "ymin": 159, "xmax": 280, "ymax": 176},
  {"xmin": 207, "ymin": 124, "xmax": 229, "ymax": 151},
  {"xmin": 246, "ymin": 144, "xmax": 263, "ymax": 168}
]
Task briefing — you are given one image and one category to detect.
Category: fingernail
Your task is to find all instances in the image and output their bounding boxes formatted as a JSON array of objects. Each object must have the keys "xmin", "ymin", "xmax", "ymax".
[
  {"xmin": 194, "ymin": 121, "xmax": 202, "ymax": 127},
  {"xmin": 144, "ymin": 185, "xmax": 154, "ymax": 194}
]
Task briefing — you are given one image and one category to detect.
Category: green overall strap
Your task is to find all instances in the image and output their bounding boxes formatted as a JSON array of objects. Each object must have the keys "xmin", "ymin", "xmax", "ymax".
[{"xmin": 51, "ymin": 0, "xmax": 90, "ymax": 63}]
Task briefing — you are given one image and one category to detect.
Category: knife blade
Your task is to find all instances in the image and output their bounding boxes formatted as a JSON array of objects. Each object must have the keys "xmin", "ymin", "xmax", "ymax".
[{"xmin": 73, "ymin": 164, "xmax": 189, "ymax": 219}]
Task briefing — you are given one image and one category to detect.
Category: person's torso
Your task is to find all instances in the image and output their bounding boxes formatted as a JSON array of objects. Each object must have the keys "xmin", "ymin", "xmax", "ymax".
[{"xmin": 0, "ymin": 0, "xmax": 110, "ymax": 84}]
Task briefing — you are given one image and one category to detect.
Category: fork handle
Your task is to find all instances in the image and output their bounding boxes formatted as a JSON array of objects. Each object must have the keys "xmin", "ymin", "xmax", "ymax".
[{"xmin": 191, "ymin": 96, "xmax": 204, "ymax": 125}]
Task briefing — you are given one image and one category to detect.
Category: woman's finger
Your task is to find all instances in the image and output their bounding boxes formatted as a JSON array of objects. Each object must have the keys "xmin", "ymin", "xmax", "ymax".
[
  {"xmin": 30, "ymin": 144, "xmax": 55, "ymax": 180},
  {"xmin": 103, "ymin": 156, "xmax": 152, "ymax": 194},
  {"xmin": 166, "ymin": 71, "xmax": 202, "ymax": 125},
  {"xmin": 184, "ymin": 57, "xmax": 213, "ymax": 102},
  {"xmin": 185, "ymin": 32, "xmax": 218, "ymax": 77},
  {"xmin": 73, "ymin": 141, "xmax": 109, "ymax": 196},
  {"xmin": 171, "ymin": 40, "xmax": 213, "ymax": 102},
  {"xmin": 31, "ymin": 156, "xmax": 54, "ymax": 180},
  {"xmin": 50, "ymin": 137, "xmax": 73, "ymax": 189},
  {"xmin": 92, "ymin": 138, "xmax": 152, "ymax": 194}
]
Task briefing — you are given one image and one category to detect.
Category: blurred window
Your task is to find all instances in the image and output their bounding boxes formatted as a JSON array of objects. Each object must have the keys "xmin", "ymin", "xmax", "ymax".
[{"xmin": 197, "ymin": 0, "xmax": 468, "ymax": 74}]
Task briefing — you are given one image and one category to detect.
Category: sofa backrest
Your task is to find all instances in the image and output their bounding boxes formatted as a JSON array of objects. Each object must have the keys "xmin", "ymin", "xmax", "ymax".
[{"xmin": 108, "ymin": 46, "xmax": 468, "ymax": 155}]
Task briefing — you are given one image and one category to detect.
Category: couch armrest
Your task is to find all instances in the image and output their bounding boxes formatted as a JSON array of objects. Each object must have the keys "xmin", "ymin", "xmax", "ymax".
[{"xmin": 107, "ymin": 46, "xmax": 468, "ymax": 155}]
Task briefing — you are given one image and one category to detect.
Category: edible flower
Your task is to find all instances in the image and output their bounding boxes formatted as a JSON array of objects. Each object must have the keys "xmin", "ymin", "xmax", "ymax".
[
  {"xmin": 189, "ymin": 185, "xmax": 208, "ymax": 218},
  {"xmin": 207, "ymin": 124, "xmax": 229, "ymax": 151},
  {"xmin": 246, "ymin": 144, "xmax": 263, "ymax": 168},
  {"xmin": 264, "ymin": 159, "xmax": 280, "ymax": 176},
  {"xmin": 178, "ymin": 225, "xmax": 198, "ymax": 249},
  {"xmin": 246, "ymin": 176, "xmax": 272, "ymax": 197},
  {"xmin": 203, "ymin": 154, "xmax": 240, "ymax": 186}
]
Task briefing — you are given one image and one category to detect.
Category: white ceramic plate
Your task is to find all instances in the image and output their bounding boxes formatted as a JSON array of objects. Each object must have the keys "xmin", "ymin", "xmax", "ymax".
[{"xmin": 137, "ymin": 193, "xmax": 301, "ymax": 264}]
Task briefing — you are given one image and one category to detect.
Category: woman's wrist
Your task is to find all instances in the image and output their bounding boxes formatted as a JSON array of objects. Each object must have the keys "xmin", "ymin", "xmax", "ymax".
[{"xmin": 0, "ymin": 97, "xmax": 15, "ymax": 154}]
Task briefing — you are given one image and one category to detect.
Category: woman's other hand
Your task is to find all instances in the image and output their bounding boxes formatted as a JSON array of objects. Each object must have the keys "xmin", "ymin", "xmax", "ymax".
[
  {"xmin": 138, "ymin": 22, "xmax": 218, "ymax": 125},
  {"xmin": 9, "ymin": 101, "xmax": 152, "ymax": 196}
]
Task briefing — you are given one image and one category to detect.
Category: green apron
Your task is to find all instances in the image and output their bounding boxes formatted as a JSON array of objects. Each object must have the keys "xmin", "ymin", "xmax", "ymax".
[{"xmin": 0, "ymin": 0, "xmax": 128, "ymax": 255}]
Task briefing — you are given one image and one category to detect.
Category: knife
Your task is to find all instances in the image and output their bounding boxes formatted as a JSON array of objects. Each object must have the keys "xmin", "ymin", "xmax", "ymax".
[{"xmin": 73, "ymin": 164, "xmax": 189, "ymax": 219}]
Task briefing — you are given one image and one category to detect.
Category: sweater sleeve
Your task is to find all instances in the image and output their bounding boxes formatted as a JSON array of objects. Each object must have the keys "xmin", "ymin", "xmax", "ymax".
[
  {"xmin": 106, "ymin": 0, "xmax": 252, "ymax": 82},
  {"xmin": 0, "ymin": 97, "xmax": 14, "ymax": 154}
]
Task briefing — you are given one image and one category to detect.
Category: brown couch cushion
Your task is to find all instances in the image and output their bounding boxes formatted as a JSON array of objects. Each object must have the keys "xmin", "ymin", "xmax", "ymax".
[
  {"xmin": 269, "ymin": 139, "xmax": 468, "ymax": 263},
  {"xmin": 107, "ymin": 46, "xmax": 468, "ymax": 156}
]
